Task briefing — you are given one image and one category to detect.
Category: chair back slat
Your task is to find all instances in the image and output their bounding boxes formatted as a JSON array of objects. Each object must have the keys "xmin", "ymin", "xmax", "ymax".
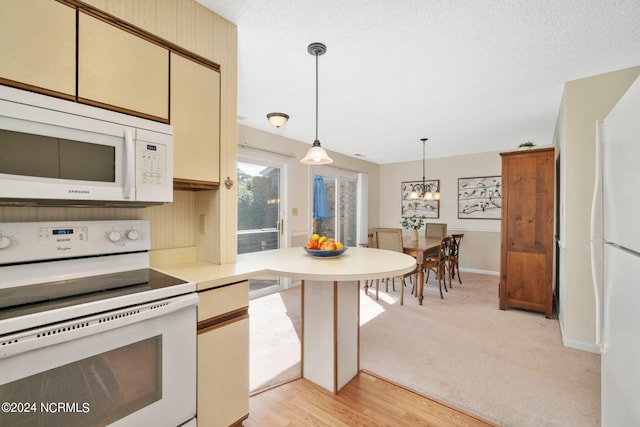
[
  {"xmin": 425, "ymin": 223, "xmax": 447, "ymax": 238},
  {"xmin": 422, "ymin": 236, "xmax": 452, "ymax": 299},
  {"xmin": 450, "ymin": 233, "xmax": 464, "ymax": 256},
  {"xmin": 449, "ymin": 233, "xmax": 464, "ymax": 284},
  {"xmin": 426, "ymin": 236, "xmax": 451, "ymax": 263},
  {"xmin": 372, "ymin": 228, "xmax": 403, "ymax": 253}
]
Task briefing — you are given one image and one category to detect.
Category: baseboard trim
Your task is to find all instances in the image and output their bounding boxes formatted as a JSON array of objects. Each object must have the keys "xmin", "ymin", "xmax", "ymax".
[
  {"xmin": 459, "ymin": 267, "xmax": 499, "ymax": 276},
  {"xmin": 557, "ymin": 316, "xmax": 601, "ymax": 354},
  {"xmin": 448, "ymin": 227, "xmax": 500, "ymax": 233},
  {"xmin": 562, "ymin": 337, "xmax": 601, "ymax": 354}
]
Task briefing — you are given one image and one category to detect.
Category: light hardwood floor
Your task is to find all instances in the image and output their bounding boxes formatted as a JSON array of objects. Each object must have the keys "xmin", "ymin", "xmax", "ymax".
[{"xmin": 245, "ymin": 371, "xmax": 498, "ymax": 426}]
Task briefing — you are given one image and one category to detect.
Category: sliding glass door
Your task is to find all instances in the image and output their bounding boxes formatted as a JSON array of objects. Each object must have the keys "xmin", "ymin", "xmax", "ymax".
[
  {"xmin": 312, "ymin": 167, "xmax": 359, "ymax": 247},
  {"xmin": 238, "ymin": 149, "xmax": 289, "ymax": 298}
]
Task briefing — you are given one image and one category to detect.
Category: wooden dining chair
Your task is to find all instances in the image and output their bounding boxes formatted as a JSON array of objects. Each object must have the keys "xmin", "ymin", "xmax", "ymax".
[
  {"xmin": 449, "ymin": 233, "xmax": 464, "ymax": 284},
  {"xmin": 360, "ymin": 232, "xmax": 376, "ymax": 295},
  {"xmin": 424, "ymin": 223, "xmax": 447, "ymax": 258},
  {"xmin": 425, "ymin": 223, "xmax": 447, "ymax": 238},
  {"xmin": 372, "ymin": 228, "xmax": 417, "ymax": 305},
  {"xmin": 422, "ymin": 236, "xmax": 451, "ymax": 299}
]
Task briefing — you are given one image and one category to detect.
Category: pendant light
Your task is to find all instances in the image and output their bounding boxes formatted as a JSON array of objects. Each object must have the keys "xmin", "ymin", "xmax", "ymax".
[
  {"xmin": 300, "ymin": 42, "xmax": 333, "ymax": 165},
  {"xmin": 409, "ymin": 138, "xmax": 440, "ymax": 201}
]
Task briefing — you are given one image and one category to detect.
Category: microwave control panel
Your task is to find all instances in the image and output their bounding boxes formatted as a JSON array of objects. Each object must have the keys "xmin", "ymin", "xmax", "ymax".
[
  {"xmin": 134, "ymin": 128, "xmax": 172, "ymax": 203},
  {"xmin": 137, "ymin": 141, "xmax": 167, "ymax": 186}
]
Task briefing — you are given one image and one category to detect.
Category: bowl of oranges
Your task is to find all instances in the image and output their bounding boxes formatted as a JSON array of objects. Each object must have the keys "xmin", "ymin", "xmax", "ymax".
[{"xmin": 304, "ymin": 234, "xmax": 348, "ymax": 258}]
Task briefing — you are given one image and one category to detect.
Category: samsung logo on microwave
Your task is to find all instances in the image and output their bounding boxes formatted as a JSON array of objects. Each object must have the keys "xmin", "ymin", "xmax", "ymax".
[{"xmin": 68, "ymin": 190, "xmax": 91, "ymax": 194}]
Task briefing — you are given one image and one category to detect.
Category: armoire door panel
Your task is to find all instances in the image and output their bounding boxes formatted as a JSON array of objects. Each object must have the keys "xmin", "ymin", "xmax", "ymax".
[{"xmin": 505, "ymin": 252, "xmax": 547, "ymax": 304}]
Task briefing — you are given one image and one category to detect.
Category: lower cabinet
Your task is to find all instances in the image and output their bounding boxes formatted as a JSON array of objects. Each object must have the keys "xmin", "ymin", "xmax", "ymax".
[{"xmin": 197, "ymin": 281, "xmax": 249, "ymax": 427}]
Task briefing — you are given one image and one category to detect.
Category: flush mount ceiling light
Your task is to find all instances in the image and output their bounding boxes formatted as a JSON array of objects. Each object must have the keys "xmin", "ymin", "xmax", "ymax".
[
  {"xmin": 266, "ymin": 112, "xmax": 289, "ymax": 128},
  {"xmin": 300, "ymin": 42, "xmax": 333, "ymax": 165},
  {"xmin": 409, "ymin": 138, "xmax": 441, "ymax": 201}
]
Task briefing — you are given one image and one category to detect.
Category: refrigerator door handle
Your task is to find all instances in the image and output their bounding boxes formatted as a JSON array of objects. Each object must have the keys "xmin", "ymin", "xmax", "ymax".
[{"xmin": 590, "ymin": 119, "xmax": 604, "ymax": 347}]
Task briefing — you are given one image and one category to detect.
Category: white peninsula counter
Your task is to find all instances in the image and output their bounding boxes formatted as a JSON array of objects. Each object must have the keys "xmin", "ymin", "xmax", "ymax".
[{"xmin": 152, "ymin": 246, "xmax": 416, "ymax": 394}]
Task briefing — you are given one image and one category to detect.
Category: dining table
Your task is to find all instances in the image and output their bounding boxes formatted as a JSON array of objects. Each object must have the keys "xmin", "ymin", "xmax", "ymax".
[{"xmin": 401, "ymin": 235, "xmax": 442, "ymax": 305}]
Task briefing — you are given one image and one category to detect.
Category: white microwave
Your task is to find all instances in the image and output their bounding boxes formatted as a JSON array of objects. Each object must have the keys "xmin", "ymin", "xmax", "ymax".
[{"xmin": 0, "ymin": 86, "xmax": 173, "ymax": 206}]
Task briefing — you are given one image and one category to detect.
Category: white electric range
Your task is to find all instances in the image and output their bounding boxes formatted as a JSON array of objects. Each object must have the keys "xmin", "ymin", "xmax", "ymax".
[{"xmin": 0, "ymin": 220, "xmax": 198, "ymax": 427}]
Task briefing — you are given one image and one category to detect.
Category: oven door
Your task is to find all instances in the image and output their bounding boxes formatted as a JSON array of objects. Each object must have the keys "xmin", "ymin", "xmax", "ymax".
[{"xmin": 0, "ymin": 293, "xmax": 197, "ymax": 427}]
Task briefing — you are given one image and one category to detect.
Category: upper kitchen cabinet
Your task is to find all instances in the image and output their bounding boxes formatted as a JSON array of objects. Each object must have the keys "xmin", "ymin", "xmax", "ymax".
[
  {"xmin": 0, "ymin": 0, "xmax": 75, "ymax": 98},
  {"xmin": 78, "ymin": 11, "xmax": 169, "ymax": 122},
  {"xmin": 171, "ymin": 53, "xmax": 221, "ymax": 189}
]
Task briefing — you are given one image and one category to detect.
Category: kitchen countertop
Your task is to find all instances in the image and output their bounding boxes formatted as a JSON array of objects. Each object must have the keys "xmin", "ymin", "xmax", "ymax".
[{"xmin": 151, "ymin": 246, "xmax": 416, "ymax": 291}]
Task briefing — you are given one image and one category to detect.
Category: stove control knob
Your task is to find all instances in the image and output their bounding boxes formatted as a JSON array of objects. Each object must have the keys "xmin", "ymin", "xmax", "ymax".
[
  {"xmin": 127, "ymin": 230, "xmax": 140, "ymax": 241},
  {"xmin": 0, "ymin": 235, "xmax": 12, "ymax": 249},
  {"xmin": 108, "ymin": 231, "xmax": 122, "ymax": 242}
]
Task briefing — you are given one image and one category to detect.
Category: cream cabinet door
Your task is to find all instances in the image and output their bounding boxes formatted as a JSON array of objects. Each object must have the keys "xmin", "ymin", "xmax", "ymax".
[
  {"xmin": 78, "ymin": 12, "xmax": 169, "ymax": 121},
  {"xmin": 198, "ymin": 317, "xmax": 249, "ymax": 427},
  {"xmin": 171, "ymin": 53, "xmax": 221, "ymax": 184},
  {"xmin": 0, "ymin": 0, "xmax": 75, "ymax": 97}
]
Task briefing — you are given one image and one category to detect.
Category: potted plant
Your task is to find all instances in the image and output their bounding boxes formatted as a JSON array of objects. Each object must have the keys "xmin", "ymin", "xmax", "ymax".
[
  {"xmin": 518, "ymin": 141, "xmax": 535, "ymax": 150},
  {"xmin": 401, "ymin": 215, "xmax": 426, "ymax": 241}
]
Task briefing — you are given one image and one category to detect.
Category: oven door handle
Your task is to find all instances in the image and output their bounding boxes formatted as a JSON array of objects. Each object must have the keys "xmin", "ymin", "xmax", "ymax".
[{"xmin": 0, "ymin": 293, "xmax": 198, "ymax": 359}]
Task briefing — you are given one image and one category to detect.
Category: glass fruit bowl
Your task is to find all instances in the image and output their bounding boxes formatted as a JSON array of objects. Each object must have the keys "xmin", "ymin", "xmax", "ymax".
[{"xmin": 303, "ymin": 246, "xmax": 348, "ymax": 258}]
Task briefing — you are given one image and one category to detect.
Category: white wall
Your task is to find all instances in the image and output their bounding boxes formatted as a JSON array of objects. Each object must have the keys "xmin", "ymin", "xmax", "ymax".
[
  {"xmin": 379, "ymin": 150, "xmax": 503, "ymax": 273},
  {"xmin": 555, "ymin": 65, "xmax": 640, "ymax": 352}
]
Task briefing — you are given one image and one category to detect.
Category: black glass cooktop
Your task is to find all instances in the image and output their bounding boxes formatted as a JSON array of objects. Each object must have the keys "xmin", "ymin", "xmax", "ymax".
[{"xmin": 0, "ymin": 269, "xmax": 188, "ymax": 322}]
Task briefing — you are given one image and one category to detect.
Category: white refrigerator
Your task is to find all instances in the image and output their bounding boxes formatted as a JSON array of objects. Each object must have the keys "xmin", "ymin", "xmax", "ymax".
[{"xmin": 591, "ymin": 75, "xmax": 640, "ymax": 426}]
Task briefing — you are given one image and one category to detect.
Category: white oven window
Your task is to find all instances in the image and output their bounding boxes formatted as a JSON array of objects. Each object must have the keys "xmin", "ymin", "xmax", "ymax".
[{"xmin": 0, "ymin": 336, "xmax": 162, "ymax": 427}]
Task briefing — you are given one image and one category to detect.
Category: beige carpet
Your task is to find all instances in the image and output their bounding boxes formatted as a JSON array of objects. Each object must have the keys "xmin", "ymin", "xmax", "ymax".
[{"xmin": 249, "ymin": 273, "xmax": 600, "ymax": 426}]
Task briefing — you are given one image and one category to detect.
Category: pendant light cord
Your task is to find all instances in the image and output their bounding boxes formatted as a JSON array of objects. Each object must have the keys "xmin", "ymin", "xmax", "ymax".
[
  {"xmin": 422, "ymin": 139, "xmax": 426, "ymax": 187},
  {"xmin": 315, "ymin": 51, "xmax": 319, "ymax": 143},
  {"xmin": 421, "ymin": 137, "xmax": 428, "ymax": 194}
]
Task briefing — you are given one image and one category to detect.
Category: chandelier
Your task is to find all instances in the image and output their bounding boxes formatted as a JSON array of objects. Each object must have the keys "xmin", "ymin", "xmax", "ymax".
[
  {"xmin": 300, "ymin": 42, "xmax": 333, "ymax": 165},
  {"xmin": 408, "ymin": 138, "xmax": 440, "ymax": 201}
]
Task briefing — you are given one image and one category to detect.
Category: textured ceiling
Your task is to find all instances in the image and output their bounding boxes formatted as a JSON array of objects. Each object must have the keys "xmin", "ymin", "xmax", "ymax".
[{"xmin": 197, "ymin": 0, "xmax": 640, "ymax": 164}]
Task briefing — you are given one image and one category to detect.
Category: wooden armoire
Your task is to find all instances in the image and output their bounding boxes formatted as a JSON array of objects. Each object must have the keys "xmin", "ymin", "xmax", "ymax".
[{"xmin": 499, "ymin": 147, "xmax": 555, "ymax": 318}]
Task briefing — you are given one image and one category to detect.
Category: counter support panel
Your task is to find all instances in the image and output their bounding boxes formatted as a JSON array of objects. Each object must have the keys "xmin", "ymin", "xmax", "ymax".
[{"xmin": 302, "ymin": 280, "xmax": 359, "ymax": 393}]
